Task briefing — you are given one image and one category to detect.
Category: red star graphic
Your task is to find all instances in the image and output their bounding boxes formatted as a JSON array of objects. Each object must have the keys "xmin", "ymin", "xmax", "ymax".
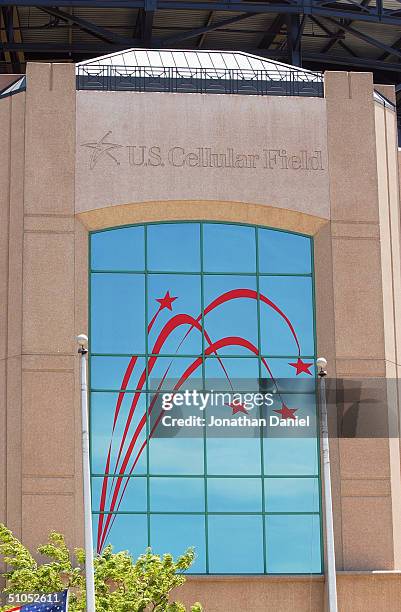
[
  {"xmin": 156, "ymin": 291, "xmax": 177, "ymax": 311},
  {"xmin": 289, "ymin": 358, "xmax": 313, "ymax": 376},
  {"xmin": 273, "ymin": 403, "xmax": 298, "ymax": 420},
  {"xmin": 225, "ymin": 402, "xmax": 249, "ymax": 415}
]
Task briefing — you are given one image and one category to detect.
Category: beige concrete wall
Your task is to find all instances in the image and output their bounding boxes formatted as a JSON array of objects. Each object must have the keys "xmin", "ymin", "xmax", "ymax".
[
  {"xmin": 75, "ymin": 90, "xmax": 330, "ymax": 219},
  {"xmin": 399, "ymin": 150, "xmax": 401, "ymax": 204},
  {"xmin": 0, "ymin": 62, "xmax": 80, "ymax": 553},
  {"xmin": 324, "ymin": 72, "xmax": 400, "ymax": 572},
  {"xmin": 374, "ymin": 100, "xmax": 401, "ymax": 569},
  {"xmin": 0, "ymin": 90, "xmax": 25, "ymax": 540},
  {"xmin": 178, "ymin": 572, "xmax": 401, "ymax": 612}
]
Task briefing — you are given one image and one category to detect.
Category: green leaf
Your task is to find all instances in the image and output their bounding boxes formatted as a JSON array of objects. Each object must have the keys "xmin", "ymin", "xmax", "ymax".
[{"xmin": 0, "ymin": 524, "xmax": 202, "ymax": 612}]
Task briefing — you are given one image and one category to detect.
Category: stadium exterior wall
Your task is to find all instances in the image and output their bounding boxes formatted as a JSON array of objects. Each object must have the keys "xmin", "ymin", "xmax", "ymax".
[{"xmin": 1, "ymin": 62, "xmax": 401, "ymax": 610}]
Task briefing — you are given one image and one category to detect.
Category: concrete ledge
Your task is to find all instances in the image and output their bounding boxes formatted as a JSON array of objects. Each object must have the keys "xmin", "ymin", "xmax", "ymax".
[{"xmin": 176, "ymin": 571, "xmax": 401, "ymax": 611}]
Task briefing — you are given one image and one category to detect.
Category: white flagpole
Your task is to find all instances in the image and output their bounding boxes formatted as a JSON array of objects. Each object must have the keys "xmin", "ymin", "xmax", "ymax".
[
  {"xmin": 77, "ymin": 333, "xmax": 96, "ymax": 612},
  {"xmin": 317, "ymin": 357, "xmax": 338, "ymax": 612}
]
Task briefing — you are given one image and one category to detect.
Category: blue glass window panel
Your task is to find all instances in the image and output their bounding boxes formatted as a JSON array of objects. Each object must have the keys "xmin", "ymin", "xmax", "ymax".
[
  {"xmin": 148, "ymin": 356, "xmax": 203, "ymax": 392},
  {"xmin": 147, "ymin": 224, "xmax": 200, "ymax": 272},
  {"xmin": 203, "ymin": 224, "xmax": 256, "ymax": 273},
  {"xmin": 261, "ymin": 358, "xmax": 315, "ymax": 378},
  {"xmin": 91, "ymin": 356, "xmax": 146, "ymax": 390},
  {"xmin": 204, "ymin": 357, "xmax": 259, "ymax": 392},
  {"xmin": 206, "ymin": 438, "xmax": 261, "ymax": 475},
  {"xmin": 91, "ymin": 274, "xmax": 145, "ymax": 354},
  {"xmin": 91, "ymin": 226, "xmax": 145, "ymax": 271},
  {"xmin": 147, "ymin": 274, "xmax": 200, "ymax": 321},
  {"xmin": 149, "ymin": 437, "xmax": 204, "ymax": 475},
  {"xmin": 203, "ymin": 275, "xmax": 258, "ymax": 356},
  {"xmin": 150, "ymin": 477, "xmax": 204, "ymax": 512},
  {"xmin": 204, "ymin": 383, "xmax": 260, "ymax": 417},
  {"xmin": 267, "ymin": 393, "xmax": 318, "ymax": 439},
  {"xmin": 258, "ymin": 229, "xmax": 311, "ymax": 274},
  {"xmin": 266, "ymin": 514, "xmax": 321, "ymax": 573},
  {"xmin": 147, "ymin": 274, "xmax": 202, "ymax": 355},
  {"xmin": 259, "ymin": 359, "xmax": 316, "ymax": 395},
  {"xmin": 259, "ymin": 276, "xmax": 314, "ymax": 356},
  {"xmin": 92, "ymin": 476, "xmax": 147, "ymax": 512},
  {"xmin": 208, "ymin": 515, "xmax": 264, "ymax": 573},
  {"xmin": 208, "ymin": 478, "xmax": 262, "ymax": 512},
  {"xmin": 91, "ymin": 392, "xmax": 147, "ymax": 475},
  {"xmin": 264, "ymin": 438, "xmax": 319, "ymax": 476},
  {"xmin": 265, "ymin": 478, "xmax": 319, "ymax": 512},
  {"xmin": 94, "ymin": 513, "xmax": 148, "ymax": 556},
  {"xmin": 150, "ymin": 514, "xmax": 206, "ymax": 573}
]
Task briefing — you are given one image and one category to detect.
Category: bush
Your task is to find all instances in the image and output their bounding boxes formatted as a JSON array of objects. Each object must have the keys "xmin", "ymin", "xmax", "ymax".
[{"xmin": 0, "ymin": 524, "xmax": 202, "ymax": 611}]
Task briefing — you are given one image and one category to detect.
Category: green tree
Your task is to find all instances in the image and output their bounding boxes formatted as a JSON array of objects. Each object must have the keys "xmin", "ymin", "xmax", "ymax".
[{"xmin": 0, "ymin": 524, "xmax": 202, "ymax": 612}]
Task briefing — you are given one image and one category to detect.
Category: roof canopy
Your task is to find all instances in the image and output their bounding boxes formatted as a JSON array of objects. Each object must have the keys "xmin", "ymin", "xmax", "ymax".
[{"xmin": 77, "ymin": 48, "xmax": 322, "ymax": 83}]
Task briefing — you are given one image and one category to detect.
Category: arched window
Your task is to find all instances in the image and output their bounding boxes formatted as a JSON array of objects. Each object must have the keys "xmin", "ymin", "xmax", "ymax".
[{"xmin": 90, "ymin": 222, "xmax": 321, "ymax": 574}]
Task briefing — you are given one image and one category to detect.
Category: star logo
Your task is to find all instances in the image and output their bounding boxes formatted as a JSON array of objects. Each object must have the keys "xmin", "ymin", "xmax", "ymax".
[
  {"xmin": 289, "ymin": 358, "xmax": 313, "ymax": 376},
  {"xmin": 156, "ymin": 291, "xmax": 177, "ymax": 311},
  {"xmin": 273, "ymin": 403, "xmax": 298, "ymax": 420},
  {"xmin": 81, "ymin": 131, "xmax": 123, "ymax": 169},
  {"xmin": 225, "ymin": 401, "xmax": 249, "ymax": 415}
]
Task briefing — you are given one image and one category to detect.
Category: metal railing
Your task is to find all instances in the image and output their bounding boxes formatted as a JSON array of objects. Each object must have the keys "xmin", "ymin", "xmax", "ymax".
[{"xmin": 76, "ymin": 65, "xmax": 324, "ymax": 98}]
